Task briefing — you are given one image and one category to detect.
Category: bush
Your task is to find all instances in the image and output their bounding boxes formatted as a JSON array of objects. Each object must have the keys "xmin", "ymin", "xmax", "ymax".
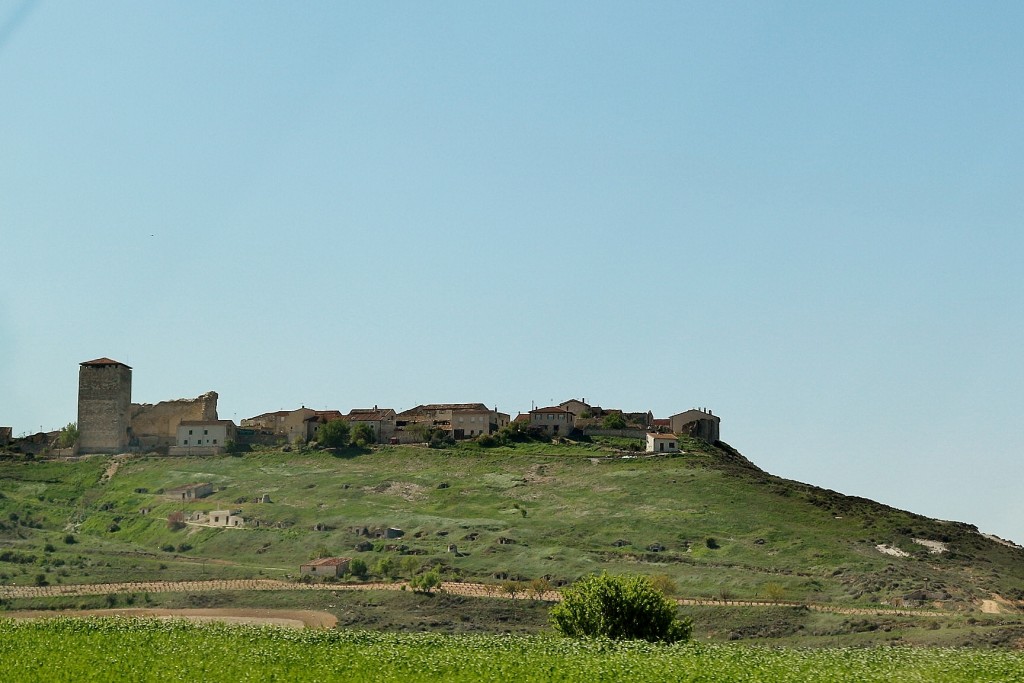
[
  {"xmin": 316, "ymin": 420, "xmax": 351, "ymax": 448},
  {"xmin": 350, "ymin": 424, "xmax": 375, "ymax": 447},
  {"xmin": 602, "ymin": 414, "xmax": 627, "ymax": 430},
  {"xmin": 57, "ymin": 422, "xmax": 78, "ymax": 449},
  {"xmin": 411, "ymin": 569, "xmax": 442, "ymax": 594},
  {"xmin": 549, "ymin": 573, "xmax": 692, "ymax": 643},
  {"xmin": 167, "ymin": 511, "xmax": 185, "ymax": 531},
  {"xmin": 349, "ymin": 558, "xmax": 368, "ymax": 580},
  {"xmin": 63, "ymin": 534, "xmax": 76, "ymax": 545}
]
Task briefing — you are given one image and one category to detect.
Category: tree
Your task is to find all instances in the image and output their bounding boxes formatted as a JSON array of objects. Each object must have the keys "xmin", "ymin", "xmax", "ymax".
[
  {"xmin": 349, "ymin": 557, "xmax": 368, "ymax": 580},
  {"xmin": 602, "ymin": 414, "xmax": 627, "ymax": 430},
  {"xmin": 57, "ymin": 423, "xmax": 78, "ymax": 449},
  {"xmin": 316, "ymin": 420, "xmax": 350, "ymax": 448},
  {"xmin": 411, "ymin": 569, "xmax": 442, "ymax": 594},
  {"xmin": 374, "ymin": 556, "xmax": 398, "ymax": 580},
  {"xmin": 350, "ymin": 423, "xmax": 376, "ymax": 447},
  {"xmin": 549, "ymin": 572, "xmax": 692, "ymax": 643}
]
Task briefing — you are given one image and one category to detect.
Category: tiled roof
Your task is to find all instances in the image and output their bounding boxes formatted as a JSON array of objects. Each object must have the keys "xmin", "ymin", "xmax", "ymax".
[
  {"xmin": 179, "ymin": 420, "xmax": 236, "ymax": 427},
  {"xmin": 401, "ymin": 403, "xmax": 490, "ymax": 416},
  {"xmin": 530, "ymin": 406, "xmax": 573, "ymax": 415},
  {"xmin": 345, "ymin": 409, "xmax": 395, "ymax": 421},
  {"xmin": 304, "ymin": 557, "xmax": 351, "ymax": 567},
  {"xmin": 80, "ymin": 357, "xmax": 131, "ymax": 368},
  {"xmin": 647, "ymin": 432, "xmax": 678, "ymax": 440}
]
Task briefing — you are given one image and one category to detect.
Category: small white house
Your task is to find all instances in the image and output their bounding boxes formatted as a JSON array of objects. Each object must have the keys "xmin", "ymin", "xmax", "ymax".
[
  {"xmin": 646, "ymin": 433, "xmax": 680, "ymax": 453},
  {"xmin": 208, "ymin": 509, "xmax": 244, "ymax": 527}
]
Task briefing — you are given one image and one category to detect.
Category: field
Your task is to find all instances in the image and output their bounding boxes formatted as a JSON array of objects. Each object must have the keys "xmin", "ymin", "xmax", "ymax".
[
  {"xmin": 4, "ymin": 617, "xmax": 1024, "ymax": 682},
  {"xmin": 2, "ymin": 438, "xmax": 1024, "ymax": 646}
]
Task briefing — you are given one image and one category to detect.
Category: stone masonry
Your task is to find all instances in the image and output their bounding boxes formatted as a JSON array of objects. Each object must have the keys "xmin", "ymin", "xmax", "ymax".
[{"xmin": 77, "ymin": 358, "xmax": 132, "ymax": 454}]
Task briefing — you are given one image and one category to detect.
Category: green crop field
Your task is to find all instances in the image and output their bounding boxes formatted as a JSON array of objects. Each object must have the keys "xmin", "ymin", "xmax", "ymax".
[{"xmin": 3, "ymin": 618, "xmax": 1024, "ymax": 682}]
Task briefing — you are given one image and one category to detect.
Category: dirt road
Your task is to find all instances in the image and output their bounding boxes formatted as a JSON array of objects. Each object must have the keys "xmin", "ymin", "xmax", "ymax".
[{"xmin": 0, "ymin": 578, "xmax": 956, "ymax": 618}]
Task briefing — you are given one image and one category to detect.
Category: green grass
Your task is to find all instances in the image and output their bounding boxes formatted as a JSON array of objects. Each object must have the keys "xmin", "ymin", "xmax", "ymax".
[
  {"xmin": 2, "ymin": 441, "xmax": 1023, "ymax": 622},
  {"xmin": 4, "ymin": 618, "xmax": 1024, "ymax": 682}
]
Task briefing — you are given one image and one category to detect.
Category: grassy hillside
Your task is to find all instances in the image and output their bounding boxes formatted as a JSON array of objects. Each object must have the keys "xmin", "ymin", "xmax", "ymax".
[{"xmin": 1, "ymin": 438, "xmax": 1022, "ymax": 613}]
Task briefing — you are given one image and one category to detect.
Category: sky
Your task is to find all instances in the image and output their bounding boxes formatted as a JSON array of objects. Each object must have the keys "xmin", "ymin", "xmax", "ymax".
[{"xmin": 2, "ymin": 3, "xmax": 1022, "ymax": 542}]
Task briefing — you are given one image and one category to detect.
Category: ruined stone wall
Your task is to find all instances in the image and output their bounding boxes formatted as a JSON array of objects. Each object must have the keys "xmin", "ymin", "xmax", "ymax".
[
  {"xmin": 130, "ymin": 392, "xmax": 218, "ymax": 439},
  {"xmin": 78, "ymin": 364, "xmax": 132, "ymax": 454}
]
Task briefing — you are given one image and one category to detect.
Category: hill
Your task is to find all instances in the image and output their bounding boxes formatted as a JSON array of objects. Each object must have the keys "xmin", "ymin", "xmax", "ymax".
[{"xmin": 1, "ymin": 437, "xmax": 1023, "ymax": 643}]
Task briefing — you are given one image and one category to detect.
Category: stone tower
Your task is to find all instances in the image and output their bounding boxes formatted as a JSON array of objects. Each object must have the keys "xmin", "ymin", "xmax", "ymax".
[{"xmin": 77, "ymin": 358, "xmax": 132, "ymax": 454}]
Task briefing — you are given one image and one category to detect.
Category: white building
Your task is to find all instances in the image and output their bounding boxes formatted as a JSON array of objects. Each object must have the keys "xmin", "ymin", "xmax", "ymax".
[
  {"xmin": 171, "ymin": 419, "xmax": 237, "ymax": 455},
  {"xmin": 646, "ymin": 432, "xmax": 680, "ymax": 453}
]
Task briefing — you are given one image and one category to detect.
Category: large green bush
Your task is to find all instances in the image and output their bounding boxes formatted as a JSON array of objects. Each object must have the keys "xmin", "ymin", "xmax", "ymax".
[
  {"xmin": 316, "ymin": 420, "xmax": 350, "ymax": 448},
  {"xmin": 550, "ymin": 572, "xmax": 692, "ymax": 643}
]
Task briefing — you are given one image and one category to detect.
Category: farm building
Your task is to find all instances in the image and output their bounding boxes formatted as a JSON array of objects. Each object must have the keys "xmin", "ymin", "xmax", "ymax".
[
  {"xmin": 646, "ymin": 433, "xmax": 680, "ymax": 453},
  {"xmin": 300, "ymin": 557, "xmax": 351, "ymax": 578},
  {"xmin": 163, "ymin": 482, "xmax": 214, "ymax": 501}
]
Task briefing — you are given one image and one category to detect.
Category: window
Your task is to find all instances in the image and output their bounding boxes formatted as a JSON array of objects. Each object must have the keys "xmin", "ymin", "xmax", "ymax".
[
  {"xmin": 213, "ymin": 439, "xmax": 217, "ymax": 444},
  {"xmin": 183, "ymin": 439, "xmax": 188, "ymax": 445},
  {"xmin": 204, "ymin": 429, "xmax": 208, "ymax": 435},
  {"xmin": 189, "ymin": 429, "xmax": 193, "ymax": 435}
]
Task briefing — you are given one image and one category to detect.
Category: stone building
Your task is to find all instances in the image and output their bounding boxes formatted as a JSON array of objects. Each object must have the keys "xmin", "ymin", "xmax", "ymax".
[
  {"xmin": 669, "ymin": 408, "xmax": 720, "ymax": 443},
  {"xmin": 529, "ymin": 406, "xmax": 576, "ymax": 437},
  {"xmin": 300, "ymin": 556, "xmax": 351, "ymax": 578},
  {"xmin": 77, "ymin": 358, "xmax": 132, "ymax": 454},
  {"xmin": 129, "ymin": 392, "xmax": 219, "ymax": 449}
]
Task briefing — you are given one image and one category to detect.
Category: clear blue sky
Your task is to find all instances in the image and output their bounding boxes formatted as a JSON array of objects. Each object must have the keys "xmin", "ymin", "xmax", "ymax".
[{"xmin": 2, "ymin": 3, "xmax": 1022, "ymax": 542}]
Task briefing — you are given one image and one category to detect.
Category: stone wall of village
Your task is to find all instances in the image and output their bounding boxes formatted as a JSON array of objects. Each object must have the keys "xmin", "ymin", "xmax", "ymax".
[{"xmin": 130, "ymin": 392, "xmax": 218, "ymax": 447}]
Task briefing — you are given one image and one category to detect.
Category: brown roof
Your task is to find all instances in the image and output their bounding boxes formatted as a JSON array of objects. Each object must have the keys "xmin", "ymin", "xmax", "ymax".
[
  {"xmin": 345, "ymin": 408, "xmax": 395, "ymax": 421},
  {"xmin": 400, "ymin": 403, "xmax": 489, "ymax": 416},
  {"xmin": 80, "ymin": 357, "xmax": 131, "ymax": 369},
  {"xmin": 651, "ymin": 419, "xmax": 671, "ymax": 427},
  {"xmin": 530, "ymin": 406, "xmax": 574, "ymax": 415},
  {"xmin": 179, "ymin": 420, "xmax": 236, "ymax": 427},
  {"xmin": 303, "ymin": 556, "xmax": 351, "ymax": 567},
  {"xmin": 647, "ymin": 432, "xmax": 678, "ymax": 440}
]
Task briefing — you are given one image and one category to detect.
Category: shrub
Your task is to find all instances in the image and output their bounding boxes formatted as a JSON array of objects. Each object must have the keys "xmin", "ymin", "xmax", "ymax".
[
  {"xmin": 316, "ymin": 420, "xmax": 351, "ymax": 448},
  {"xmin": 411, "ymin": 569, "xmax": 442, "ymax": 594},
  {"xmin": 705, "ymin": 537, "xmax": 720, "ymax": 549},
  {"xmin": 176, "ymin": 543, "xmax": 192, "ymax": 553},
  {"xmin": 602, "ymin": 414, "xmax": 627, "ymax": 430},
  {"xmin": 374, "ymin": 557, "xmax": 398, "ymax": 580},
  {"xmin": 550, "ymin": 573, "xmax": 692, "ymax": 643},
  {"xmin": 57, "ymin": 423, "xmax": 78, "ymax": 449},
  {"xmin": 349, "ymin": 558, "xmax": 369, "ymax": 580},
  {"xmin": 44, "ymin": 543, "xmax": 55, "ymax": 553},
  {"xmin": 649, "ymin": 574, "xmax": 678, "ymax": 596},
  {"xmin": 350, "ymin": 424, "xmax": 375, "ymax": 448},
  {"xmin": 63, "ymin": 534, "xmax": 76, "ymax": 545},
  {"xmin": 167, "ymin": 511, "xmax": 185, "ymax": 531}
]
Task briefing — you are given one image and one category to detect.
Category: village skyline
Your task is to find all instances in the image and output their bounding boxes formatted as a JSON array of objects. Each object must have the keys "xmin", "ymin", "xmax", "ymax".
[{"xmin": 4, "ymin": 4, "xmax": 1022, "ymax": 544}]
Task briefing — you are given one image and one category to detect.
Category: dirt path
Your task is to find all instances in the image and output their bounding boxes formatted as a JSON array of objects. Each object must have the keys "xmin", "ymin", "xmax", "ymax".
[
  {"xmin": 1, "ymin": 607, "xmax": 336, "ymax": 629},
  {"xmin": 0, "ymin": 579, "xmax": 957, "ymax": 618}
]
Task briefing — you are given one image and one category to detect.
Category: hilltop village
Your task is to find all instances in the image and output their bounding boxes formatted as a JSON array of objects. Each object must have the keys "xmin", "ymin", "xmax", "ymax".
[{"xmin": 1, "ymin": 357, "xmax": 721, "ymax": 457}]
